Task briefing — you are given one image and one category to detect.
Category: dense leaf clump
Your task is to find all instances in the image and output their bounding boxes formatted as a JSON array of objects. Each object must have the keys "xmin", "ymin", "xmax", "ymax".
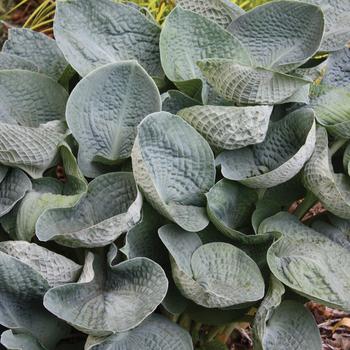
[{"xmin": 0, "ymin": 0, "xmax": 349, "ymax": 349}]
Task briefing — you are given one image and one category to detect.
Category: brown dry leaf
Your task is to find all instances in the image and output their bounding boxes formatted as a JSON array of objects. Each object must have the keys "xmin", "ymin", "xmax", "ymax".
[{"xmin": 333, "ymin": 318, "xmax": 350, "ymax": 333}]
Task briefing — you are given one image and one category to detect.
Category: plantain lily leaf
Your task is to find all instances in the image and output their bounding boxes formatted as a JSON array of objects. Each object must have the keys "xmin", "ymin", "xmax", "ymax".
[
  {"xmin": 161, "ymin": 90, "xmax": 199, "ymax": 115},
  {"xmin": 0, "ymin": 242, "xmax": 78, "ymax": 349},
  {"xmin": 198, "ymin": 59, "xmax": 311, "ymax": 105},
  {"xmin": 66, "ymin": 61, "xmax": 161, "ymax": 178},
  {"xmin": 54, "ymin": 0, "xmax": 162, "ymax": 78},
  {"xmin": 121, "ymin": 202, "xmax": 167, "ymax": 264},
  {"xmin": 177, "ymin": 0, "xmax": 244, "ymax": 27},
  {"xmin": 2, "ymin": 28, "xmax": 68, "ymax": 80},
  {"xmin": 159, "ymin": 6, "xmax": 250, "ymax": 100},
  {"xmin": 0, "ymin": 166, "xmax": 8, "ymax": 183},
  {"xmin": 259, "ymin": 212, "xmax": 350, "ymax": 311},
  {"xmin": 132, "ymin": 112, "xmax": 215, "ymax": 232},
  {"xmin": 303, "ymin": 127, "xmax": 350, "ymax": 218},
  {"xmin": 227, "ymin": 1, "xmax": 324, "ymax": 73},
  {"xmin": 217, "ymin": 108, "xmax": 316, "ymax": 188},
  {"xmin": 44, "ymin": 245, "xmax": 168, "ymax": 335},
  {"xmin": 206, "ymin": 179, "xmax": 260, "ymax": 243},
  {"xmin": 85, "ymin": 314, "xmax": 193, "ymax": 350},
  {"xmin": 0, "ymin": 169, "xmax": 31, "ymax": 218},
  {"xmin": 178, "ymin": 105, "xmax": 272, "ymax": 150},
  {"xmin": 300, "ymin": 0, "xmax": 350, "ymax": 52},
  {"xmin": 159, "ymin": 224, "xmax": 265, "ymax": 308},
  {"xmin": 36, "ymin": 172, "xmax": 141, "ymax": 248},
  {"xmin": 312, "ymin": 88, "xmax": 350, "ymax": 138},
  {"xmin": 0, "ymin": 53, "xmax": 38, "ymax": 72},
  {"xmin": 15, "ymin": 176, "xmax": 86, "ymax": 242},
  {"xmin": 1, "ymin": 330, "xmax": 46, "ymax": 350},
  {"xmin": 322, "ymin": 48, "xmax": 350, "ymax": 89}
]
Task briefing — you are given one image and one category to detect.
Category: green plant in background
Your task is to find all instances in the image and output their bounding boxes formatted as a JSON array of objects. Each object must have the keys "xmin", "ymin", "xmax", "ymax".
[{"xmin": 0, "ymin": 0, "xmax": 349, "ymax": 350}]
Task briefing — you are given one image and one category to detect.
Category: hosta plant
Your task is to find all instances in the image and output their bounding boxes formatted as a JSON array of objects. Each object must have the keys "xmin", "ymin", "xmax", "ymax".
[{"xmin": 0, "ymin": 0, "xmax": 349, "ymax": 349}]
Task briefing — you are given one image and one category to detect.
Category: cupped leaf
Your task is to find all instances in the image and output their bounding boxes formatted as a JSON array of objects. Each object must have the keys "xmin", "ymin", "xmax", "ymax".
[
  {"xmin": 227, "ymin": 1, "xmax": 324, "ymax": 72},
  {"xmin": 0, "ymin": 53, "xmax": 38, "ymax": 72},
  {"xmin": 217, "ymin": 108, "xmax": 316, "ymax": 188},
  {"xmin": 132, "ymin": 112, "xmax": 215, "ymax": 232},
  {"xmin": 54, "ymin": 0, "xmax": 162, "ymax": 77},
  {"xmin": 36, "ymin": 172, "xmax": 141, "ymax": 248},
  {"xmin": 303, "ymin": 127, "xmax": 350, "ymax": 218},
  {"xmin": 85, "ymin": 314, "xmax": 193, "ymax": 350},
  {"xmin": 301, "ymin": 0, "xmax": 350, "ymax": 52},
  {"xmin": 198, "ymin": 59, "xmax": 310, "ymax": 105},
  {"xmin": 0, "ymin": 70, "xmax": 67, "ymax": 126},
  {"xmin": 159, "ymin": 224, "xmax": 265, "ymax": 308},
  {"xmin": 66, "ymin": 61, "xmax": 161, "ymax": 178},
  {"xmin": 177, "ymin": 0, "xmax": 244, "ymax": 27},
  {"xmin": 1, "ymin": 330, "xmax": 46, "ymax": 350},
  {"xmin": 0, "ymin": 169, "xmax": 31, "ymax": 218},
  {"xmin": 259, "ymin": 212, "xmax": 350, "ymax": 311},
  {"xmin": 2, "ymin": 28, "xmax": 68, "ymax": 80},
  {"xmin": 15, "ymin": 176, "xmax": 86, "ymax": 241},
  {"xmin": 322, "ymin": 48, "xmax": 350, "ymax": 89},
  {"xmin": 178, "ymin": 105, "xmax": 272, "ymax": 150},
  {"xmin": 312, "ymin": 88, "xmax": 350, "ymax": 138},
  {"xmin": 0, "ymin": 243, "xmax": 74, "ymax": 349},
  {"xmin": 161, "ymin": 90, "xmax": 199, "ymax": 115},
  {"xmin": 44, "ymin": 245, "xmax": 168, "ymax": 336},
  {"xmin": 159, "ymin": 6, "xmax": 250, "ymax": 99},
  {"xmin": 206, "ymin": 179, "xmax": 260, "ymax": 242}
]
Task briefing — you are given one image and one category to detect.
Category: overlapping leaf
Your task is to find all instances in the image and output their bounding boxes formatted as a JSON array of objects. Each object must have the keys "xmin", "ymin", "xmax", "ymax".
[
  {"xmin": 1, "ymin": 330, "xmax": 46, "ymax": 350},
  {"xmin": 303, "ymin": 127, "xmax": 350, "ymax": 218},
  {"xmin": 0, "ymin": 241, "xmax": 80, "ymax": 349},
  {"xmin": 54, "ymin": 0, "xmax": 162, "ymax": 77},
  {"xmin": 66, "ymin": 61, "xmax": 161, "ymax": 178},
  {"xmin": 2, "ymin": 28, "xmax": 68, "ymax": 80},
  {"xmin": 0, "ymin": 53, "xmax": 38, "ymax": 72},
  {"xmin": 217, "ymin": 108, "xmax": 316, "ymax": 188},
  {"xmin": 132, "ymin": 112, "xmax": 215, "ymax": 232},
  {"xmin": 159, "ymin": 224, "xmax": 265, "ymax": 308},
  {"xmin": 85, "ymin": 314, "xmax": 193, "ymax": 350},
  {"xmin": 161, "ymin": 90, "xmax": 199, "ymax": 115},
  {"xmin": 259, "ymin": 212, "xmax": 350, "ymax": 311},
  {"xmin": 36, "ymin": 172, "xmax": 141, "ymax": 248},
  {"xmin": 44, "ymin": 245, "xmax": 168, "ymax": 336},
  {"xmin": 178, "ymin": 105, "xmax": 272, "ymax": 149}
]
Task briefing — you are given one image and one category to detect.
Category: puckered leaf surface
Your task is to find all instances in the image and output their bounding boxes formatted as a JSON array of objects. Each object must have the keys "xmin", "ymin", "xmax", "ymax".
[
  {"xmin": 0, "ymin": 53, "xmax": 38, "ymax": 72},
  {"xmin": 3, "ymin": 28, "xmax": 68, "ymax": 80},
  {"xmin": 132, "ymin": 112, "xmax": 215, "ymax": 232},
  {"xmin": 54, "ymin": 0, "xmax": 162, "ymax": 77},
  {"xmin": 259, "ymin": 212, "xmax": 350, "ymax": 311},
  {"xmin": 66, "ymin": 61, "xmax": 161, "ymax": 178},
  {"xmin": 44, "ymin": 245, "xmax": 168, "ymax": 336},
  {"xmin": 36, "ymin": 172, "xmax": 141, "ymax": 248},
  {"xmin": 217, "ymin": 108, "xmax": 316, "ymax": 188},
  {"xmin": 159, "ymin": 224, "xmax": 264, "ymax": 308},
  {"xmin": 85, "ymin": 314, "xmax": 193, "ymax": 350},
  {"xmin": 178, "ymin": 105, "xmax": 272, "ymax": 150}
]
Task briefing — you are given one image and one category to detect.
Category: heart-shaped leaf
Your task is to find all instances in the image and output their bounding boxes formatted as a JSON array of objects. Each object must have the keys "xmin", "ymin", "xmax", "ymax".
[
  {"xmin": 159, "ymin": 224, "xmax": 265, "ymax": 308},
  {"xmin": 217, "ymin": 108, "xmax": 316, "ymax": 188},
  {"xmin": 36, "ymin": 172, "xmax": 141, "ymax": 248},
  {"xmin": 54, "ymin": 0, "xmax": 162, "ymax": 77},
  {"xmin": 259, "ymin": 212, "xmax": 350, "ymax": 311},
  {"xmin": 178, "ymin": 105, "xmax": 272, "ymax": 149},
  {"xmin": 227, "ymin": 1, "xmax": 324, "ymax": 72},
  {"xmin": 303, "ymin": 127, "xmax": 350, "ymax": 218},
  {"xmin": 0, "ymin": 169, "xmax": 31, "ymax": 218},
  {"xmin": 177, "ymin": 0, "xmax": 244, "ymax": 27},
  {"xmin": 160, "ymin": 6, "xmax": 250, "ymax": 100},
  {"xmin": 132, "ymin": 112, "xmax": 215, "ymax": 232},
  {"xmin": 44, "ymin": 245, "xmax": 168, "ymax": 335},
  {"xmin": 85, "ymin": 314, "xmax": 193, "ymax": 350},
  {"xmin": 66, "ymin": 61, "xmax": 161, "ymax": 178},
  {"xmin": 3, "ymin": 28, "xmax": 68, "ymax": 80}
]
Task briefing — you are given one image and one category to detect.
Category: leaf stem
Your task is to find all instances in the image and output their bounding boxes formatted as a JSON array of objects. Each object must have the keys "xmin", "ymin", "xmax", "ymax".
[
  {"xmin": 329, "ymin": 138, "xmax": 347, "ymax": 157},
  {"xmin": 294, "ymin": 191, "xmax": 318, "ymax": 220},
  {"xmin": 178, "ymin": 313, "xmax": 192, "ymax": 332},
  {"xmin": 206, "ymin": 325, "xmax": 225, "ymax": 343}
]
